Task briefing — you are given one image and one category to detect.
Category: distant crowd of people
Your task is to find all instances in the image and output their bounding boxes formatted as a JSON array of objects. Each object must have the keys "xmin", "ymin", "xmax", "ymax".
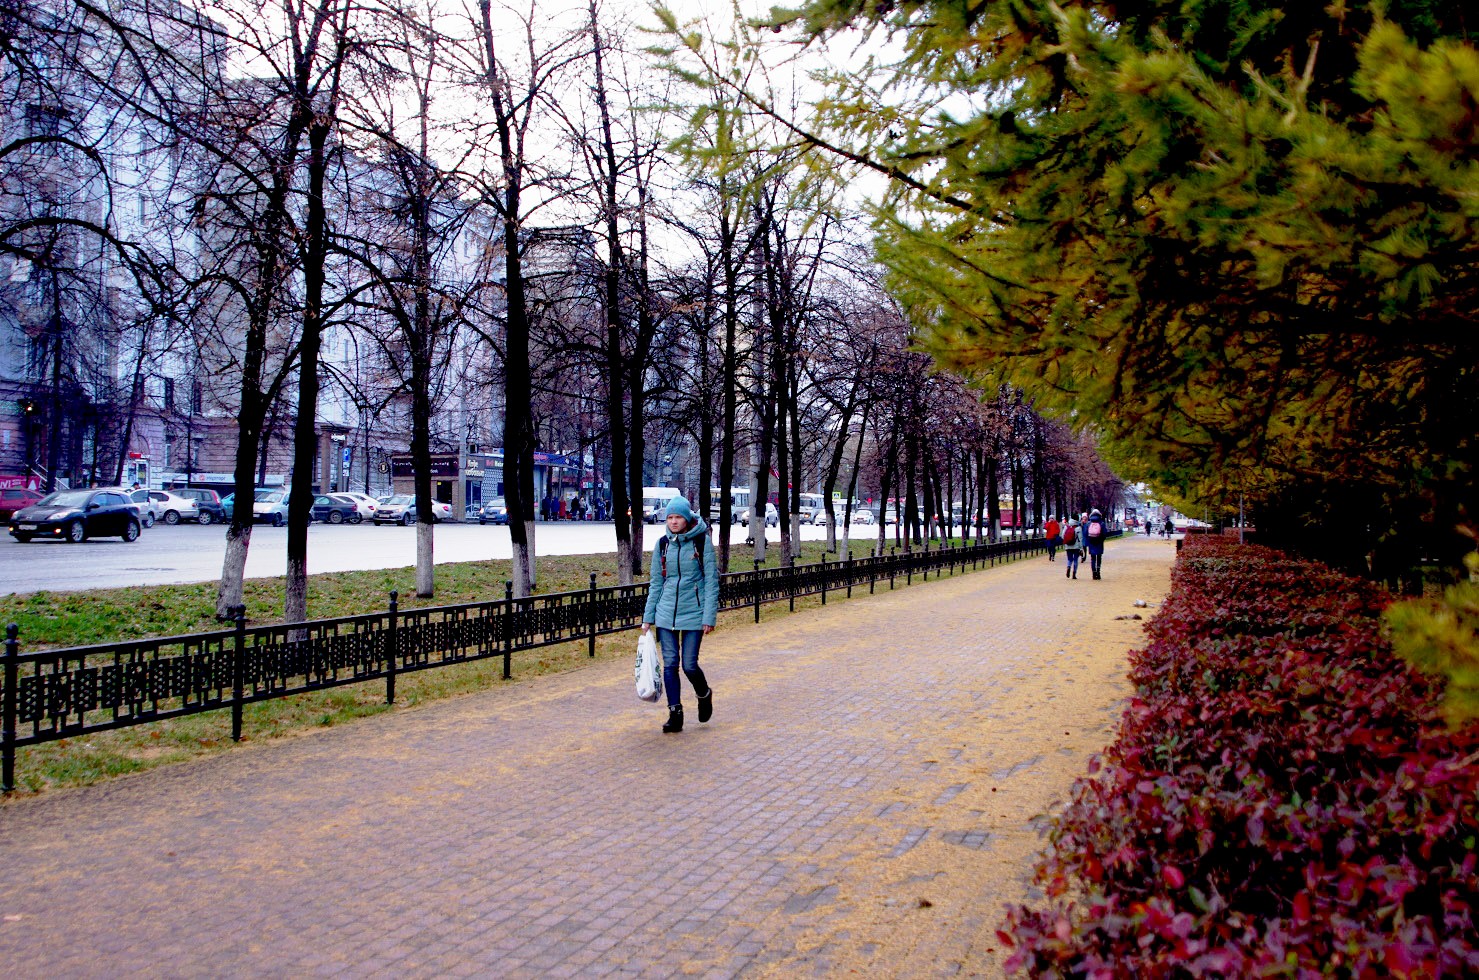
[
  {"xmin": 540, "ymin": 493, "xmax": 606, "ymax": 522},
  {"xmin": 1043, "ymin": 510, "xmax": 1109, "ymax": 580}
]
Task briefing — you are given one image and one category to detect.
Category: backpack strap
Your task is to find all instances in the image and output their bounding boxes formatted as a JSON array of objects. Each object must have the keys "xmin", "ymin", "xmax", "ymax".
[{"xmin": 659, "ymin": 537, "xmax": 668, "ymax": 578}]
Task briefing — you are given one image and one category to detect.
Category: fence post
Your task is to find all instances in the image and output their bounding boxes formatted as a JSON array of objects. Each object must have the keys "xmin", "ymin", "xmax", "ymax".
[
  {"xmin": 789, "ymin": 559, "xmax": 796, "ymax": 613},
  {"xmin": 3, "ymin": 623, "xmax": 18, "ymax": 793},
  {"xmin": 502, "ymin": 581, "xmax": 514, "ymax": 680},
  {"xmin": 386, "ymin": 590, "xmax": 399, "ymax": 705},
  {"xmin": 231, "ymin": 605, "xmax": 246, "ymax": 743},
  {"xmin": 820, "ymin": 555, "xmax": 827, "ymax": 606},
  {"xmin": 588, "ymin": 572, "xmax": 598, "ymax": 658},
  {"xmin": 847, "ymin": 555, "xmax": 854, "ymax": 599},
  {"xmin": 890, "ymin": 547, "xmax": 896, "ymax": 590},
  {"xmin": 753, "ymin": 559, "xmax": 761, "ymax": 623}
]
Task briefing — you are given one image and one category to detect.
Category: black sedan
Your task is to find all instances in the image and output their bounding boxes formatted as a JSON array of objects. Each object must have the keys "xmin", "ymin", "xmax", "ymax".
[
  {"xmin": 8, "ymin": 488, "xmax": 143, "ymax": 543},
  {"xmin": 312, "ymin": 494, "xmax": 362, "ymax": 524}
]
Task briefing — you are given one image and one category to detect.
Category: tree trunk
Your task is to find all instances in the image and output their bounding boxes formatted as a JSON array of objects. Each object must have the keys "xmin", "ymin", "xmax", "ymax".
[
  {"xmin": 285, "ymin": 115, "xmax": 332, "ymax": 623},
  {"xmin": 589, "ymin": 2, "xmax": 633, "ymax": 585}
]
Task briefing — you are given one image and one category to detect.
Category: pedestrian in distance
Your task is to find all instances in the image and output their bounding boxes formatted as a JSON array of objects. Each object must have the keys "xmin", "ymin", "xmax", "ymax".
[
  {"xmin": 1085, "ymin": 508, "xmax": 1108, "ymax": 579},
  {"xmin": 1044, "ymin": 515, "xmax": 1061, "ymax": 561},
  {"xmin": 641, "ymin": 495, "xmax": 718, "ymax": 733},
  {"xmin": 1063, "ymin": 515, "xmax": 1083, "ymax": 579}
]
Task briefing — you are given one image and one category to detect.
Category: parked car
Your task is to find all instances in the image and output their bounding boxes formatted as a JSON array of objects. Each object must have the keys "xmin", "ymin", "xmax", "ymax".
[
  {"xmin": 478, "ymin": 497, "xmax": 509, "ymax": 525},
  {"xmin": 148, "ymin": 490, "xmax": 199, "ymax": 525},
  {"xmin": 252, "ymin": 489, "xmax": 290, "ymax": 526},
  {"xmin": 739, "ymin": 503, "xmax": 779, "ymax": 528},
  {"xmin": 174, "ymin": 488, "xmax": 225, "ymax": 525},
  {"xmin": 0, "ymin": 487, "xmax": 42, "ymax": 522},
  {"xmin": 374, "ymin": 495, "xmax": 451, "ymax": 525},
  {"xmin": 851, "ymin": 510, "xmax": 877, "ymax": 525},
  {"xmin": 9, "ymin": 488, "xmax": 142, "ymax": 543},
  {"xmin": 128, "ymin": 487, "xmax": 162, "ymax": 527},
  {"xmin": 312, "ymin": 493, "xmax": 361, "ymax": 524},
  {"xmin": 810, "ymin": 510, "xmax": 829, "ymax": 526},
  {"xmin": 336, "ymin": 492, "xmax": 380, "ymax": 521},
  {"xmin": 374, "ymin": 494, "xmax": 414, "ymax": 525}
]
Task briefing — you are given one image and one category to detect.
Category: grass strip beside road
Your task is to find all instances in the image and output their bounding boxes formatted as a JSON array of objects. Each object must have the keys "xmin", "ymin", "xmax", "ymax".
[{"xmin": 2, "ymin": 538, "xmax": 948, "ymax": 796}]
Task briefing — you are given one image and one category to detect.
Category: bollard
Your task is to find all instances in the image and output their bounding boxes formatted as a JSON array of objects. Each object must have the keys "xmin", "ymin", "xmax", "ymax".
[
  {"xmin": 386, "ymin": 591, "xmax": 399, "ymax": 704},
  {"xmin": 3, "ymin": 623, "xmax": 18, "ymax": 793}
]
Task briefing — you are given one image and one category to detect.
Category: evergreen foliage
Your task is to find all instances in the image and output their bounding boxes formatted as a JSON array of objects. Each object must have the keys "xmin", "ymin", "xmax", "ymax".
[{"xmin": 785, "ymin": 0, "xmax": 1478, "ymax": 569}]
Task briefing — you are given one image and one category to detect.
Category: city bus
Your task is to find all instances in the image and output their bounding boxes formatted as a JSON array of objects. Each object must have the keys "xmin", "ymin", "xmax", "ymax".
[
  {"xmin": 709, "ymin": 486, "xmax": 751, "ymax": 523},
  {"xmin": 797, "ymin": 491, "xmax": 826, "ymax": 523}
]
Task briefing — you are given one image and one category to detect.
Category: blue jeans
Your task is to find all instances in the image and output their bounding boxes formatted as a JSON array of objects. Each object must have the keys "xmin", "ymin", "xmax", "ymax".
[
  {"xmin": 656, "ymin": 628, "xmax": 709, "ymax": 709},
  {"xmin": 1065, "ymin": 550, "xmax": 1081, "ymax": 575}
]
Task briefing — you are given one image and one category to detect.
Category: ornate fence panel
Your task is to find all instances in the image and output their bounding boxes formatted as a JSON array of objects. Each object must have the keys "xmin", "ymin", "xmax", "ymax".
[{"xmin": 2, "ymin": 534, "xmax": 1050, "ymax": 790}]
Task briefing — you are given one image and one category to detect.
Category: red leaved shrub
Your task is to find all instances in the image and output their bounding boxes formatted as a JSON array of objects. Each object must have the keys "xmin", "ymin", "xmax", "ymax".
[{"xmin": 1001, "ymin": 536, "xmax": 1479, "ymax": 976}]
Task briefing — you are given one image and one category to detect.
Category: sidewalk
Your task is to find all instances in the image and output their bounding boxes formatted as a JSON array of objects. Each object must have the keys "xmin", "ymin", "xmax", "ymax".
[{"xmin": 0, "ymin": 536, "xmax": 1174, "ymax": 978}]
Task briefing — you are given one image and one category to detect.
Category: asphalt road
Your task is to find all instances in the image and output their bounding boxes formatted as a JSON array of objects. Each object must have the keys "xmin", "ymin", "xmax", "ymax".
[{"xmin": 0, "ymin": 519, "xmax": 865, "ymax": 595}]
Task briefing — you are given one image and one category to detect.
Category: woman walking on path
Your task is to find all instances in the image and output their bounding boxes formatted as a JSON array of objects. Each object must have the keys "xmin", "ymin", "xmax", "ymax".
[
  {"xmin": 1044, "ymin": 516, "xmax": 1061, "ymax": 562},
  {"xmin": 642, "ymin": 496, "xmax": 718, "ymax": 733},
  {"xmin": 1063, "ymin": 514, "xmax": 1083, "ymax": 580},
  {"xmin": 1085, "ymin": 508, "xmax": 1108, "ymax": 579}
]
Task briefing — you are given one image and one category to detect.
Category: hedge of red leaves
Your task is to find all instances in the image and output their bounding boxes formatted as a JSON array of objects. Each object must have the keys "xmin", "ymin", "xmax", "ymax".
[{"xmin": 1001, "ymin": 535, "xmax": 1479, "ymax": 976}]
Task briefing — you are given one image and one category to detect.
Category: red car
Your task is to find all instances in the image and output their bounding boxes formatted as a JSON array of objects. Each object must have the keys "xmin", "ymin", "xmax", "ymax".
[{"xmin": 0, "ymin": 487, "xmax": 42, "ymax": 521}]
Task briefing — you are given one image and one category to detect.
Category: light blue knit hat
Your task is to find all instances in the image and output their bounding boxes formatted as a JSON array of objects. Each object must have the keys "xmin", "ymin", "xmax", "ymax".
[{"xmin": 664, "ymin": 496, "xmax": 695, "ymax": 521}]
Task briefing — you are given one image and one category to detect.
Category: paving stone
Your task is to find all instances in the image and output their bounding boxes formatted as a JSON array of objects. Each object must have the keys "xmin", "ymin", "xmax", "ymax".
[{"xmin": 0, "ymin": 537, "xmax": 1171, "ymax": 977}]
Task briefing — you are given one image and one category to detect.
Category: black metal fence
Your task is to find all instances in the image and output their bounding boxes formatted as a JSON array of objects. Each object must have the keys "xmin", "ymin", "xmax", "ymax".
[{"xmin": 2, "ymin": 533, "xmax": 1063, "ymax": 791}]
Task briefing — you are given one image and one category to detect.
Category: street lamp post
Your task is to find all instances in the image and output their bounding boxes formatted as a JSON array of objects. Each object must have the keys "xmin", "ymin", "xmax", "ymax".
[{"xmin": 16, "ymin": 397, "xmax": 38, "ymax": 481}]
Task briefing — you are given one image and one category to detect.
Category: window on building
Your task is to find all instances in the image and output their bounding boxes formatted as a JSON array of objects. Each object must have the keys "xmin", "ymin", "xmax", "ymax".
[
  {"xmin": 163, "ymin": 377, "xmax": 176, "ymax": 409},
  {"xmin": 25, "ymin": 103, "xmax": 68, "ymax": 138}
]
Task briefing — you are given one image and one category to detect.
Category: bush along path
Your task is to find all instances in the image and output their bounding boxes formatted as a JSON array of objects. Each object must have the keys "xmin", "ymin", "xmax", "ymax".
[{"xmin": 1002, "ymin": 535, "xmax": 1479, "ymax": 975}]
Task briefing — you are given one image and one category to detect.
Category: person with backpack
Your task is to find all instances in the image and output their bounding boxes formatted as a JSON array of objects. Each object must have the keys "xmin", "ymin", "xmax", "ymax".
[
  {"xmin": 1085, "ymin": 507, "xmax": 1108, "ymax": 579},
  {"xmin": 1062, "ymin": 515, "xmax": 1082, "ymax": 579},
  {"xmin": 1044, "ymin": 515, "xmax": 1061, "ymax": 561},
  {"xmin": 641, "ymin": 495, "xmax": 718, "ymax": 733}
]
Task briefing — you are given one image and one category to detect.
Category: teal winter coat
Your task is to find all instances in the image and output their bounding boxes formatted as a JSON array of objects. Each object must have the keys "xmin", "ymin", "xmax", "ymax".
[{"xmin": 643, "ymin": 518, "xmax": 719, "ymax": 630}]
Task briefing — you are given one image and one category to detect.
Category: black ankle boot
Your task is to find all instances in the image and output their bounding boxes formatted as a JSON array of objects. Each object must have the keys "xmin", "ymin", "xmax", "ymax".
[
  {"xmin": 697, "ymin": 688, "xmax": 713, "ymax": 724},
  {"xmin": 662, "ymin": 705, "xmax": 684, "ymax": 733}
]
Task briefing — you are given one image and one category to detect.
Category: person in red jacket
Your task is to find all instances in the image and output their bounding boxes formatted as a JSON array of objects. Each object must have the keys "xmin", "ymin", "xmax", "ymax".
[{"xmin": 1044, "ymin": 516, "xmax": 1062, "ymax": 561}]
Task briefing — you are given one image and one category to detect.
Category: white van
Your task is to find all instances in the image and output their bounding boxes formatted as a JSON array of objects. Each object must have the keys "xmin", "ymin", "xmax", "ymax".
[{"xmin": 641, "ymin": 487, "xmax": 681, "ymax": 523}]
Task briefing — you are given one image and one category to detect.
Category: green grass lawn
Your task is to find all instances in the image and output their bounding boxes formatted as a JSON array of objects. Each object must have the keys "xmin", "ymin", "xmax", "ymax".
[{"xmin": 2, "ymin": 535, "xmax": 945, "ymax": 796}]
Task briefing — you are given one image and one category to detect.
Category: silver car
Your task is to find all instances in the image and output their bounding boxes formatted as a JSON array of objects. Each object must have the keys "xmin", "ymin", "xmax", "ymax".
[
  {"xmin": 148, "ymin": 490, "xmax": 199, "ymax": 525},
  {"xmin": 251, "ymin": 489, "xmax": 289, "ymax": 526}
]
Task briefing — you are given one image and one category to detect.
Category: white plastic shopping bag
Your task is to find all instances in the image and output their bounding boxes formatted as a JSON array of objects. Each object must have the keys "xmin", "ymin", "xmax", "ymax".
[{"xmin": 634, "ymin": 630, "xmax": 662, "ymax": 702}]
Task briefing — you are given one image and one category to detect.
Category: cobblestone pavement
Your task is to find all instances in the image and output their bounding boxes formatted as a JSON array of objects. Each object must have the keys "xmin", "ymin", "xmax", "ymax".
[{"xmin": 0, "ymin": 536, "xmax": 1174, "ymax": 978}]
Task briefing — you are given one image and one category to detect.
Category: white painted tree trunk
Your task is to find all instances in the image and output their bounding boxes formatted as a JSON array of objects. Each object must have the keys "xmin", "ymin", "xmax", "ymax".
[
  {"xmin": 415, "ymin": 521, "xmax": 434, "ymax": 597},
  {"xmin": 512, "ymin": 519, "xmax": 536, "ymax": 595},
  {"xmin": 216, "ymin": 525, "xmax": 252, "ymax": 619},
  {"xmin": 617, "ymin": 539, "xmax": 634, "ymax": 587}
]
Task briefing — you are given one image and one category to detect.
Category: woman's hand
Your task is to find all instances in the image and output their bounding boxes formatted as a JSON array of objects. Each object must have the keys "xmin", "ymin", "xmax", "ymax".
[
  {"xmin": 641, "ymin": 622, "xmax": 652, "ymax": 633},
  {"xmin": 703, "ymin": 624, "xmax": 714, "ymax": 635}
]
